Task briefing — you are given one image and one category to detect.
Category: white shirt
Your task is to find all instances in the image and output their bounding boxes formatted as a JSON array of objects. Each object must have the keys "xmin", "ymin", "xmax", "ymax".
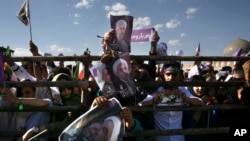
[{"xmin": 142, "ymin": 86, "xmax": 199, "ymax": 141}]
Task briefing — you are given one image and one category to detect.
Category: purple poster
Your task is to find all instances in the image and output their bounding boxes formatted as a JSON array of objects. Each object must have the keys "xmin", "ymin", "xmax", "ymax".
[{"xmin": 131, "ymin": 28, "xmax": 155, "ymax": 42}]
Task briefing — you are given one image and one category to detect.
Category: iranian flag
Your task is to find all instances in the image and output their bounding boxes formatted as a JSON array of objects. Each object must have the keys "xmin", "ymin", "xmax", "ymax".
[
  {"xmin": 17, "ymin": 0, "xmax": 29, "ymax": 26},
  {"xmin": 4, "ymin": 62, "xmax": 18, "ymax": 82},
  {"xmin": 2, "ymin": 47, "xmax": 18, "ymax": 82},
  {"xmin": 73, "ymin": 61, "xmax": 85, "ymax": 81}
]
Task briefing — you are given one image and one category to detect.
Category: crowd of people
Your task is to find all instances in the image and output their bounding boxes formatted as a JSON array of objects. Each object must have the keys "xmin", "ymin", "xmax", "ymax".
[{"xmin": 0, "ymin": 27, "xmax": 250, "ymax": 141}]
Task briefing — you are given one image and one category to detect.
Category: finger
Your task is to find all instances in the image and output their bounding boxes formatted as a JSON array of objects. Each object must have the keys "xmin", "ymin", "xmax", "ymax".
[{"xmin": 98, "ymin": 97, "xmax": 109, "ymax": 108}]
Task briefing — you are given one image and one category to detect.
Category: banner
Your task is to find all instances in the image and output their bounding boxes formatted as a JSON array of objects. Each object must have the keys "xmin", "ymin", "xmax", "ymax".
[{"xmin": 131, "ymin": 28, "xmax": 155, "ymax": 42}]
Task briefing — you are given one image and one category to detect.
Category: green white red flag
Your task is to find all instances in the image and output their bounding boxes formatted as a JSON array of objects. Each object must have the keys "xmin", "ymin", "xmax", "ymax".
[
  {"xmin": 73, "ymin": 61, "xmax": 85, "ymax": 81},
  {"xmin": 17, "ymin": 0, "xmax": 29, "ymax": 26},
  {"xmin": 4, "ymin": 62, "xmax": 18, "ymax": 82}
]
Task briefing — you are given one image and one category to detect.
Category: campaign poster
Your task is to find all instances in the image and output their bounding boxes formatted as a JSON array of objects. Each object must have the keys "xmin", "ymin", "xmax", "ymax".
[
  {"xmin": 59, "ymin": 98, "xmax": 124, "ymax": 141},
  {"xmin": 130, "ymin": 27, "xmax": 155, "ymax": 42},
  {"xmin": 110, "ymin": 15, "xmax": 133, "ymax": 53},
  {"xmin": 89, "ymin": 62, "xmax": 117, "ymax": 98},
  {"xmin": 105, "ymin": 53, "xmax": 136, "ymax": 99}
]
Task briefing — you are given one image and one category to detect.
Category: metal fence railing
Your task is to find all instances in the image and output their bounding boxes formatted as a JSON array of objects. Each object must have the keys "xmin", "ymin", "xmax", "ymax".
[{"xmin": 0, "ymin": 55, "xmax": 249, "ymax": 138}]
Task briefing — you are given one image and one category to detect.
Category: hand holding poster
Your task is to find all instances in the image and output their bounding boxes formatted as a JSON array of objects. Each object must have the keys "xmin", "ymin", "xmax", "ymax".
[{"xmin": 59, "ymin": 98, "xmax": 124, "ymax": 141}]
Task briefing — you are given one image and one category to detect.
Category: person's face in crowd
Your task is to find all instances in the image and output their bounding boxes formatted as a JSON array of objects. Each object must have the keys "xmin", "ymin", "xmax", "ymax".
[
  {"xmin": 205, "ymin": 69, "xmax": 213, "ymax": 75},
  {"xmin": 117, "ymin": 62, "xmax": 130, "ymax": 81},
  {"xmin": 202, "ymin": 69, "xmax": 214, "ymax": 79},
  {"xmin": 21, "ymin": 86, "xmax": 35, "ymax": 98},
  {"xmin": 58, "ymin": 79, "xmax": 72, "ymax": 99},
  {"xmin": 164, "ymin": 69, "xmax": 179, "ymax": 82},
  {"xmin": 102, "ymin": 68, "xmax": 112, "ymax": 83},
  {"xmin": 193, "ymin": 86, "xmax": 205, "ymax": 97},
  {"xmin": 83, "ymin": 120, "xmax": 113, "ymax": 141},
  {"xmin": 116, "ymin": 23, "xmax": 126, "ymax": 40},
  {"xmin": 60, "ymin": 87, "xmax": 72, "ymax": 99}
]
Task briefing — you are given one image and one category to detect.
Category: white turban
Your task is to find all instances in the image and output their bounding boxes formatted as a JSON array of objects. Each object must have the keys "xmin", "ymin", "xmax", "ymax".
[
  {"xmin": 105, "ymin": 116, "xmax": 122, "ymax": 141},
  {"xmin": 112, "ymin": 58, "xmax": 128, "ymax": 76},
  {"xmin": 115, "ymin": 19, "xmax": 127, "ymax": 29}
]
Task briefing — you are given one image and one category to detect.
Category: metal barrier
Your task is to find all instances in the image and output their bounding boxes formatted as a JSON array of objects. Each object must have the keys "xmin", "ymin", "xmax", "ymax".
[
  {"xmin": 0, "ymin": 105, "xmax": 246, "ymax": 137},
  {"xmin": 0, "ymin": 55, "xmax": 249, "ymax": 138}
]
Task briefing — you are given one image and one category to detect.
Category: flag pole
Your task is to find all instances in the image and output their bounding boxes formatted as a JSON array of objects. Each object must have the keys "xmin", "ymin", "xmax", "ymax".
[
  {"xmin": 27, "ymin": 0, "xmax": 33, "ymax": 41},
  {"xmin": 28, "ymin": 15, "xmax": 32, "ymax": 41}
]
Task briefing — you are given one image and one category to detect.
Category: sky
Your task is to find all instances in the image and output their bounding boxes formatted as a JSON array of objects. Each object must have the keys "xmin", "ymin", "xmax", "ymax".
[{"xmin": 1, "ymin": 0, "xmax": 250, "ymax": 61}]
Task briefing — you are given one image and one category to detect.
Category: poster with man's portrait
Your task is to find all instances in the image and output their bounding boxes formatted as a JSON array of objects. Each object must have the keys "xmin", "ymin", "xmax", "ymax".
[
  {"xmin": 110, "ymin": 15, "xmax": 133, "ymax": 53},
  {"xmin": 89, "ymin": 62, "xmax": 117, "ymax": 98},
  {"xmin": 105, "ymin": 52, "xmax": 136, "ymax": 102},
  {"xmin": 59, "ymin": 98, "xmax": 124, "ymax": 141}
]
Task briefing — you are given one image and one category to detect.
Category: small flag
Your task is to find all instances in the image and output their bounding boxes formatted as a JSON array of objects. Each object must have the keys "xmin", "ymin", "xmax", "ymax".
[
  {"xmin": 78, "ymin": 62, "xmax": 85, "ymax": 80},
  {"xmin": 73, "ymin": 61, "xmax": 85, "ymax": 81},
  {"xmin": 196, "ymin": 42, "xmax": 200, "ymax": 55},
  {"xmin": 17, "ymin": 0, "xmax": 29, "ymax": 26},
  {"xmin": 4, "ymin": 62, "xmax": 18, "ymax": 82},
  {"xmin": 6, "ymin": 46, "xmax": 11, "ymax": 56},
  {"xmin": 3, "ymin": 46, "xmax": 17, "ymax": 81},
  {"xmin": 233, "ymin": 48, "xmax": 242, "ymax": 56},
  {"xmin": 73, "ymin": 62, "xmax": 79, "ymax": 81}
]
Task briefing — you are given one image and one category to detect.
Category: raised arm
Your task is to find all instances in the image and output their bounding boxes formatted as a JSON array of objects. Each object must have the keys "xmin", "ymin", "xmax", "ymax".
[{"xmin": 29, "ymin": 40, "xmax": 48, "ymax": 80}]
